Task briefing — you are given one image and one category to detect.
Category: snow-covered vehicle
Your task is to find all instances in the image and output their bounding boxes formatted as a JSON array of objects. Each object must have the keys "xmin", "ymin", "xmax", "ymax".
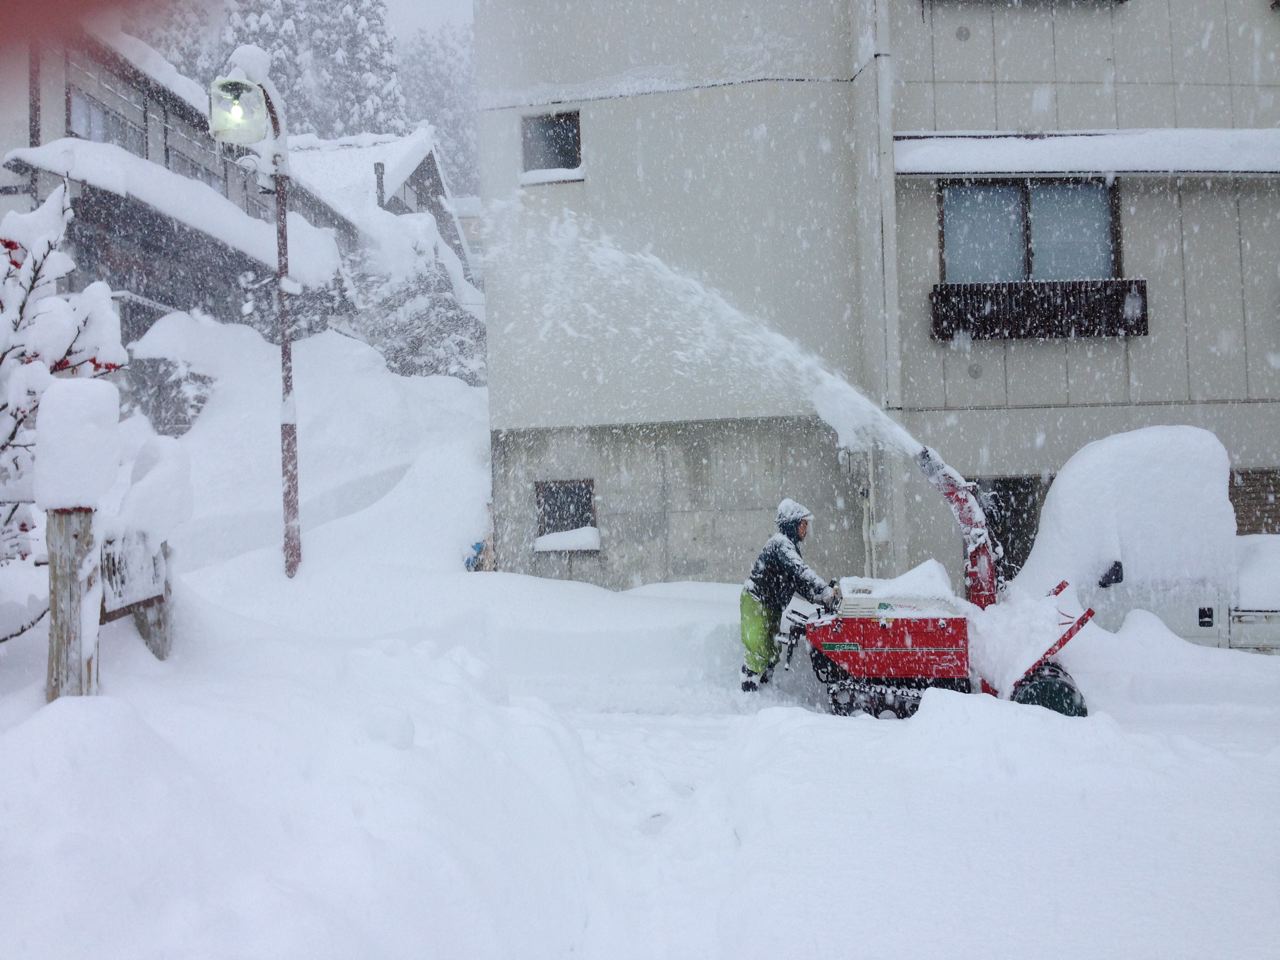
[{"xmin": 1014, "ymin": 426, "xmax": 1280, "ymax": 655}]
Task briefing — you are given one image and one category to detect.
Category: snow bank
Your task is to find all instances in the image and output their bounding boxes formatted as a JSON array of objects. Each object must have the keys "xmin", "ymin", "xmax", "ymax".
[
  {"xmin": 5, "ymin": 139, "xmax": 340, "ymax": 288},
  {"xmin": 33, "ymin": 379, "xmax": 119, "ymax": 510},
  {"xmin": 132, "ymin": 312, "xmax": 489, "ymax": 569},
  {"xmin": 115, "ymin": 436, "xmax": 193, "ymax": 543},
  {"xmin": 3, "ymin": 307, "xmax": 1280, "ymax": 959},
  {"xmin": 1016, "ymin": 426, "xmax": 1236, "ymax": 601}
]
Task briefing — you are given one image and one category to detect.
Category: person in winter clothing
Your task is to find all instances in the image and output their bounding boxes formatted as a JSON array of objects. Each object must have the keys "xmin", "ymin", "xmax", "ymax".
[{"xmin": 740, "ymin": 498, "xmax": 841, "ymax": 691}]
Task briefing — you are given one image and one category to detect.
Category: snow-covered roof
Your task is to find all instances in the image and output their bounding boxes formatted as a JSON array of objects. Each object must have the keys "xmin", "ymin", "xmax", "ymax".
[
  {"xmin": 85, "ymin": 25, "xmax": 210, "ymax": 119},
  {"xmin": 5, "ymin": 139, "xmax": 340, "ymax": 288},
  {"xmin": 288, "ymin": 129, "xmax": 439, "ymax": 222},
  {"xmin": 287, "ymin": 129, "xmax": 481, "ymax": 313},
  {"xmin": 895, "ymin": 129, "xmax": 1280, "ymax": 177}
]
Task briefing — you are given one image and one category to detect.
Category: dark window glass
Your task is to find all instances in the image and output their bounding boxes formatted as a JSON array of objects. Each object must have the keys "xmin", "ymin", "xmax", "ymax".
[
  {"xmin": 522, "ymin": 112, "xmax": 581, "ymax": 172},
  {"xmin": 942, "ymin": 184, "xmax": 1024, "ymax": 283},
  {"xmin": 980, "ymin": 475, "xmax": 1053, "ymax": 581},
  {"xmin": 942, "ymin": 180, "xmax": 1116, "ymax": 284},
  {"xmin": 535, "ymin": 479, "xmax": 595, "ymax": 535},
  {"xmin": 69, "ymin": 88, "xmax": 145, "ymax": 157},
  {"xmin": 1030, "ymin": 182, "xmax": 1113, "ymax": 280}
]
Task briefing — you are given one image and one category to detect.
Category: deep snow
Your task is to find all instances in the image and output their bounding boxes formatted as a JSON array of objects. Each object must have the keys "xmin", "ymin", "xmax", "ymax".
[{"xmin": 1, "ymin": 321, "xmax": 1279, "ymax": 959}]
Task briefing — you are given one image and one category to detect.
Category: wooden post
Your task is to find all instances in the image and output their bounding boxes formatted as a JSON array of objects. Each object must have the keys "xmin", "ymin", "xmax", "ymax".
[{"xmin": 46, "ymin": 507, "xmax": 100, "ymax": 701}]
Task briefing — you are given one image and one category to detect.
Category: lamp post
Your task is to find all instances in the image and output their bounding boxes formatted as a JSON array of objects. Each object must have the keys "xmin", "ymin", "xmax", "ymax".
[{"xmin": 209, "ymin": 61, "xmax": 302, "ymax": 577}]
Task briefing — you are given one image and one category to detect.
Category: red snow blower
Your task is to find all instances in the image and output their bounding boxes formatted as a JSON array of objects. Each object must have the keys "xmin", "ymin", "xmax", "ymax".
[{"xmin": 791, "ymin": 447, "xmax": 1092, "ymax": 719}]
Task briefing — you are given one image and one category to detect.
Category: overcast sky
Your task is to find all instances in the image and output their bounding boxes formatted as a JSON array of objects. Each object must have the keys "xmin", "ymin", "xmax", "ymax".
[{"xmin": 384, "ymin": 0, "xmax": 471, "ymax": 42}]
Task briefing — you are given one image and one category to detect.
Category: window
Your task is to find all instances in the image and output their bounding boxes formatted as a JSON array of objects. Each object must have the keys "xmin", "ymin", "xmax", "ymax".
[
  {"xmin": 69, "ymin": 88, "xmax": 145, "ymax": 156},
  {"xmin": 931, "ymin": 178, "xmax": 1146, "ymax": 340},
  {"xmin": 521, "ymin": 112, "xmax": 582, "ymax": 180},
  {"xmin": 535, "ymin": 479, "xmax": 595, "ymax": 536},
  {"xmin": 979, "ymin": 475, "xmax": 1053, "ymax": 581},
  {"xmin": 168, "ymin": 151, "xmax": 226, "ymax": 194},
  {"xmin": 942, "ymin": 180, "xmax": 1116, "ymax": 283}
]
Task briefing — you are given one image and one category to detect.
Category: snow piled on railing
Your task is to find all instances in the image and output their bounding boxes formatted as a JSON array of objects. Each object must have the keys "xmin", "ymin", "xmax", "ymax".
[{"xmin": 5, "ymin": 139, "xmax": 341, "ymax": 288}]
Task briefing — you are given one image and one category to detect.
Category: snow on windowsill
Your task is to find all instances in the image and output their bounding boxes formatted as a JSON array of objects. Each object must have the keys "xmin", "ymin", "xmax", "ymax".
[
  {"xmin": 519, "ymin": 166, "xmax": 585, "ymax": 187},
  {"xmin": 534, "ymin": 526, "xmax": 601, "ymax": 553}
]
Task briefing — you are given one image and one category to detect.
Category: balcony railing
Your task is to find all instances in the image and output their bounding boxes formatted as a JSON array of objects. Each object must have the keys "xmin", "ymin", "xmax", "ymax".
[{"xmin": 930, "ymin": 278, "xmax": 1148, "ymax": 341}]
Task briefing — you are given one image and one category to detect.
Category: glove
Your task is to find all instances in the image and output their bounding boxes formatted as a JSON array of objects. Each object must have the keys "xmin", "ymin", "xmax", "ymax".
[{"xmin": 823, "ymin": 585, "xmax": 842, "ymax": 613}]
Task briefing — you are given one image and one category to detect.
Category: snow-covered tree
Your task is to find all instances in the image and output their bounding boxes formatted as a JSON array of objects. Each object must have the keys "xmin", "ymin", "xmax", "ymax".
[
  {"xmin": 343, "ymin": 245, "xmax": 485, "ymax": 385},
  {"xmin": 126, "ymin": 0, "xmax": 227, "ymax": 81},
  {"xmin": 0, "ymin": 185, "xmax": 127, "ymax": 565},
  {"xmin": 129, "ymin": 0, "xmax": 412, "ymax": 140},
  {"xmin": 245, "ymin": 0, "xmax": 317, "ymax": 135},
  {"xmin": 342, "ymin": 0, "xmax": 408, "ymax": 137},
  {"xmin": 401, "ymin": 21, "xmax": 478, "ymax": 195}
]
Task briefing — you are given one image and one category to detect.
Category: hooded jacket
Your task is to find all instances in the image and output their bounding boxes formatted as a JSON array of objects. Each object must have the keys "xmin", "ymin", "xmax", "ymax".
[{"xmin": 745, "ymin": 500, "xmax": 833, "ymax": 615}]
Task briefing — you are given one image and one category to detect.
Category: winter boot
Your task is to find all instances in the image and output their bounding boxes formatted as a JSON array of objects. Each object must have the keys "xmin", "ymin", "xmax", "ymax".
[{"xmin": 740, "ymin": 664, "xmax": 773, "ymax": 692}]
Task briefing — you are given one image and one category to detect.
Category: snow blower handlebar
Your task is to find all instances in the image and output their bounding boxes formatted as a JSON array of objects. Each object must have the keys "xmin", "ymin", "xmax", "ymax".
[{"xmin": 915, "ymin": 446, "xmax": 1001, "ymax": 609}]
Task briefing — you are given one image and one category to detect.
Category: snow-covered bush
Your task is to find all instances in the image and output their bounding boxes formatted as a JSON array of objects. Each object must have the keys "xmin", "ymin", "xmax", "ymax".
[
  {"xmin": 343, "ymin": 253, "xmax": 486, "ymax": 385},
  {"xmin": 236, "ymin": 266, "xmax": 355, "ymax": 342},
  {"xmin": 0, "ymin": 186, "xmax": 128, "ymax": 565}
]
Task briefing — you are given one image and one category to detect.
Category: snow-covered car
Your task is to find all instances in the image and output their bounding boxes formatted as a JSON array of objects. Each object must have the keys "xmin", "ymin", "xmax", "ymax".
[{"xmin": 1015, "ymin": 426, "xmax": 1280, "ymax": 652}]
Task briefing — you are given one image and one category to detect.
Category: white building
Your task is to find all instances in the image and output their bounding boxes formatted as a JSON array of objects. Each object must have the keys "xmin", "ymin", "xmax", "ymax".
[{"xmin": 477, "ymin": 0, "xmax": 1280, "ymax": 596}]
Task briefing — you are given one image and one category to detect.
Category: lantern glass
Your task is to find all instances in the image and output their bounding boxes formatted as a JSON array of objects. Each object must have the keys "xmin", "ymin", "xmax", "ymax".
[{"xmin": 209, "ymin": 78, "xmax": 269, "ymax": 145}]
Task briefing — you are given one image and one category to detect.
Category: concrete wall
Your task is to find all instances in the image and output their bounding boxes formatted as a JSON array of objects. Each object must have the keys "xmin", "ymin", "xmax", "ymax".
[
  {"xmin": 476, "ymin": 0, "xmax": 893, "ymax": 432},
  {"xmin": 482, "ymin": 81, "xmax": 867, "ymax": 430},
  {"xmin": 891, "ymin": 0, "xmax": 1280, "ymax": 132},
  {"xmin": 491, "ymin": 417, "xmax": 867, "ymax": 589},
  {"xmin": 477, "ymin": 0, "xmax": 860, "ymax": 107}
]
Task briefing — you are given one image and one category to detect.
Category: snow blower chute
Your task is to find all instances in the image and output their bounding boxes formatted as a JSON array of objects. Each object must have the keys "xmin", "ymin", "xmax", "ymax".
[{"xmin": 794, "ymin": 447, "xmax": 1091, "ymax": 719}]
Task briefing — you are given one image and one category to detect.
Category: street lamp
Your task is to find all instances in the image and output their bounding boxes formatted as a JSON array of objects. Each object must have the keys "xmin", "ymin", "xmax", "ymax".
[{"xmin": 209, "ymin": 51, "xmax": 302, "ymax": 578}]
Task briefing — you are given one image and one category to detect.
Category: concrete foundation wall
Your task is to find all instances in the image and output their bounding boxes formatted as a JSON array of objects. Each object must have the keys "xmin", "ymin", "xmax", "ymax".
[{"xmin": 491, "ymin": 417, "xmax": 868, "ymax": 589}]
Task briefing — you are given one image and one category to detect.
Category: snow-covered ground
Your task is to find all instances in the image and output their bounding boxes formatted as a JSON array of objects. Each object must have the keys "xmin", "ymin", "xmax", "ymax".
[{"xmin": 2, "ymin": 321, "xmax": 1279, "ymax": 959}]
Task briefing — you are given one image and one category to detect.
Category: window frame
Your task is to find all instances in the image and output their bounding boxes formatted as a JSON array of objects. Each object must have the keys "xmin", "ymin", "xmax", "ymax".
[
  {"xmin": 936, "ymin": 176, "xmax": 1124, "ymax": 285},
  {"xmin": 520, "ymin": 111, "xmax": 583, "ymax": 184},
  {"xmin": 534, "ymin": 479, "xmax": 597, "ymax": 538},
  {"xmin": 929, "ymin": 175, "xmax": 1145, "ymax": 341},
  {"xmin": 67, "ymin": 86, "xmax": 146, "ymax": 157}
]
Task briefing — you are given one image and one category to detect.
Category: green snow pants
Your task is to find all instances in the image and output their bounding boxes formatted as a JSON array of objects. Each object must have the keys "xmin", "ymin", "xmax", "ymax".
[{"xmin": 740, "ymin": 590, "xmax": 782, "ymax": 675}]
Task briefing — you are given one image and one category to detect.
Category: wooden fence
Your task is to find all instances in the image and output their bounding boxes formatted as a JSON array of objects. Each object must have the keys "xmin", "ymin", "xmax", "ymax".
[{"xmin": 46, "ymin": 515, "xmax": 172, "ymax": 701}]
